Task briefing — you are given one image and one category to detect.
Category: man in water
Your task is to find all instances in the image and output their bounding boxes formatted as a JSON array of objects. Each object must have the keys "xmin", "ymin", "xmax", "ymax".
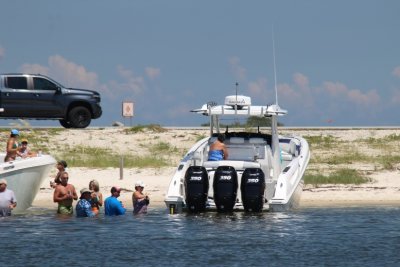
[
  {"xmin": 132, "ymin": 181, "xmax": 149, "ymax": 215},
  {"xmin": 0, "ymin": 179, "xmax": 17, "ymax": 216},
  {"xmin": 76, "ymin": 188, "xmax": 97, "ymax": 217},
  {"xmin": 104, "ymin": 186, "xmax": 126, "ymax": 216},
  {"xmin": 53, "ymin": 172, "xmax": 78, "ymax": 215}
]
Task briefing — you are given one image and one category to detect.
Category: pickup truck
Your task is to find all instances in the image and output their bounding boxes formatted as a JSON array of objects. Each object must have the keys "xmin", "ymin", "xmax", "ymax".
[{"xmin": 0, "ymin": 73, "xmax": 102, "ymax": 128}]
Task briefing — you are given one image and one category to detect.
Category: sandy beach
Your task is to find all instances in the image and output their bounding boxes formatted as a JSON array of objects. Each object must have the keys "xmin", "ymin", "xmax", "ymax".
[{"xmin": 27, "ymin": 127, "xmax": 400, "ymax": 210}]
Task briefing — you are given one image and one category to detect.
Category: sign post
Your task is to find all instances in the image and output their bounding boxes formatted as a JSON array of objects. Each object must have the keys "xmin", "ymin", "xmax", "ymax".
[{"xmin": 122, "ymin": 101, "xmax": 134, "ymax": 126}]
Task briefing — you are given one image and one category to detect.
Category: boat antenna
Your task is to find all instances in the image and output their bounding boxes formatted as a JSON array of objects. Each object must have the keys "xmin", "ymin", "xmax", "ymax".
[{"xmin": 272, "ymin": 27, "xmax": 278, "ymax": 106}]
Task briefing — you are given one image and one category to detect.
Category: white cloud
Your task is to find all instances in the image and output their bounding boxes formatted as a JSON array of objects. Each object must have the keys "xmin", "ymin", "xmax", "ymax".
[
  {"xmin": 392, "ymin": 66, "xmax": 400, "ymax": 78},
  {"xmin": 117, "ymin": 65, "xmax": 145, "ymax": 94},
  {"xmin": 20, "ymin": 64, "xmax": 49, "ymax": 75},
  {"xmin": 390, "ymin": 90, "xmax": 400, "ymax": 104},
  {"xmin": 248, "ymin": 78, "xmax": 267, "ymax": 97},
  {"xmin": 323, "ymin": 81, "xmax": 347, "ymax": 96},
  {"xmin": 48, "ymin": 55, "xmax": 98, "ymax": 89},
  {"xmin": 293, "ymin": 72, "xmax": 309, "ymax": 89},
  {"xmin": 145, "ymin": 67, "xmax": 160, "ymax": 80},
  {"xmin": 279, "ymin": 83, "xmax": 300, "ymax": 100},
  {"xmin": 20, "ymin": 55, "xmax": 99, "ymax": 90},
  {"xmin": 0, "ymin": 46, "xmax": 4, "ymax": 60},
  {"xmin": 347, "ymin": 89, "xmax": 380, "ymax": 106},
  {"xmin": 18, "ymin": 55, "xmax": 150, "ymax": 101},
  {"xmin": 229, "ymin": 57, "xmax": 247, "ymax": 81}
]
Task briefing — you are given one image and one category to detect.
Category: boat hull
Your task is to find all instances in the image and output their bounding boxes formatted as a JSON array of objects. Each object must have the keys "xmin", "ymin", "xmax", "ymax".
[
  {"xmin": 0, "ymin": 154, "xmax": 56, "ymax": 212},
  {"xmin": 165, "ymin": 133, "xmax": 310, "ymax": 213}
]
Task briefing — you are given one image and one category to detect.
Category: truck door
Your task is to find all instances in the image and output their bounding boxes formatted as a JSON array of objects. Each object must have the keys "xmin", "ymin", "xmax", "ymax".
[
  {"xmin": 0, "ymin": 76, "xmax": 32, "ymax": 117},
  {"xmin": 31, "ymin": 77, "xmax": 64, "ymax": 117}
]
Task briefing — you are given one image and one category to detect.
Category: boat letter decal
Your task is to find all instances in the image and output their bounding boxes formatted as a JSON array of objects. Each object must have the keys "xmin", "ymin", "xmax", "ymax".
[
  {"xmin": 247, "ymin": 178, "xmax": 259, "ymax": 183},
  {"xmin": 220, "ymin": 175, "xmax": 232, "ymax": 180}
]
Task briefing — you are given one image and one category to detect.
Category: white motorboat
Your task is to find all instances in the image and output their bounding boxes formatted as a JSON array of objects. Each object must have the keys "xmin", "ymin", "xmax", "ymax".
[
  {"xmin": 165, "ymin": 94, "xmax": 310, "ymax": 213},
  {"xmin": 0, "ymin": 154, "xmax": 56, "ymax": 212}
]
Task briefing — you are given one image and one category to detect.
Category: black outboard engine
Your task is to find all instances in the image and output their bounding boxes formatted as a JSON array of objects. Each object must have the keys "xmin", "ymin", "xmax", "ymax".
[
  {"xmin": 184, "ymin": 166, "xmax": 209, "ymax": 212},
  {"xmin": 213, "ymin": 166, "xmax": 238, "ymax": 212},
  {"xmin": 241, "ymin": 168, "xmax": 266, "ymax": 212}
]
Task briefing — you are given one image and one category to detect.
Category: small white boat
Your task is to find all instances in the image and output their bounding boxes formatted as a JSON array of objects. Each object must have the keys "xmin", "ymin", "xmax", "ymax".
[
  {"xmin": 165, "ymin": 94, "xmax": 310, "ymax": 213},
  {"xmin": 0, "ymin": 154, "xmax": 56, "ymax": 211}
]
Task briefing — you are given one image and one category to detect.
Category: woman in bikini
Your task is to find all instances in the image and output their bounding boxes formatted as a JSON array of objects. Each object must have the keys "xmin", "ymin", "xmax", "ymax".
[{"xmin": 5, "ymin": 129, "xmax": 22, "ymax": 162}]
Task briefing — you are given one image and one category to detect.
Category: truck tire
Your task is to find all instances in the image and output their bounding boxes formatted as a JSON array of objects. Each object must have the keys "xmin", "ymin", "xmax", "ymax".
[
  {"xmin": 59, "ymin": 119, "xmax": 72, "ymax": 128},
  {"xmin": 68, "ymin": 106, "xmax": 92, "ymax": 128}
]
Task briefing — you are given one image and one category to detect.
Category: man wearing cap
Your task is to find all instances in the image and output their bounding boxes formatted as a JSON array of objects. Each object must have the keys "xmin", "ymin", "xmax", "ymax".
[
  {"xmin": 0, "ymin": 179, "xmax": 17, "ymax": 216},
  {"xmin": 132, "ymin": 181, "xmax": 149, "ymax": 214},
  {"xmin": 5, "ymin": 129, "xmax": 22, "ymax": 162},
  {"xmin": 104, "ymin": 186, "xmax": 126, "ymax": 216},
  {"xmin": 76, "ymin": 188, "xmax": 97, "ymax": 217},
  {"xmin": 53, "ymin": 171, "xmax": 78, "ymax": 215},
  {"xmin": 19, "ymin": 139, "xmax": 37, "ymax": 158}
]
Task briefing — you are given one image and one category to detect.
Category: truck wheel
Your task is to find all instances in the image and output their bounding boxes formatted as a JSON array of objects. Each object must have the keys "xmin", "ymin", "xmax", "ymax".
[
  {"xmin": 59, "ymin": 119, "xmax": 72, "ymax": 128},
  {"xmin": 68, "ymin": 106, "xmax": 92, "ymax": 128}
]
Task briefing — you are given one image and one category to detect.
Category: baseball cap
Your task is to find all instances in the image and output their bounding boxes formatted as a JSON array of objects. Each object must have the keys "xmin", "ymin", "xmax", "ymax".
[
  {"xmin": 0, "ymin": 178, "xmax": 7, "ymax": 185},
  {"xmin": 21, "ymin": 139, "xmax": 28, "ymax": 144},
  {"xmin": 80, "ymin": 187, "xmax": 91, "ymax": 194},
  {"xmin": 135, "ymin": 181, "xmax": 145, "ymax": 188},
  {"xmin": 11, "ymin": 129, "xmax": 19, "ymax": 135}
]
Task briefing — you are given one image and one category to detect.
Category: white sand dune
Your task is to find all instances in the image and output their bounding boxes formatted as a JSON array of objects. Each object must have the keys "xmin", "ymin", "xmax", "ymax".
[{"xmin": 30, "ymin": 127, "xmax": 400, "ymax": 210}]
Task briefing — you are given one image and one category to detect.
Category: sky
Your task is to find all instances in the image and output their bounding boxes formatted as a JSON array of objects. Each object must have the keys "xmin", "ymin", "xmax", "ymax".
[{"xmin": 1, "ymin": 0, "xmax": 400, "ymax": 127}]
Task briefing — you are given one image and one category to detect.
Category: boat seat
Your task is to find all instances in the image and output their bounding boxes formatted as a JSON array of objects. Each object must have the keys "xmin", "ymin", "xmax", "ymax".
[
  {"xmin": 249, "ymin": 137, "xmax": 266, "ymax": 144},
  {"xmin": 228, "ymin": 137, "xmax": 245, "ymax": 144},
  {"xmin": 203, "ymin": 160, "xmax": 260, "ymax": 170}
]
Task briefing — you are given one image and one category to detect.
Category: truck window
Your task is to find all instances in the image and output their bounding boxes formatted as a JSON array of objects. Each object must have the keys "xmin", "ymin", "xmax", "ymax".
[
  {"xmin": 5, "ymin": 77, "xmax": 28, "ymax": 89},
  {"xmin": 33, "ymin": 77, "xmax": 58, "ymax": 90}
]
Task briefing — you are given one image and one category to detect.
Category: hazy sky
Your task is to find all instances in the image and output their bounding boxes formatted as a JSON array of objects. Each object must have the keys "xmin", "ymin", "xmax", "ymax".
[{"xmin": 1, "ymin": 1, "xmax": 399, "ymax": 127}]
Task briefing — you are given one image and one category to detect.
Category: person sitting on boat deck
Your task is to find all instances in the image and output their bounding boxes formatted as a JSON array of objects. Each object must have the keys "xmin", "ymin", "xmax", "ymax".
[
  {"xmin": 18, "ymin": 139, "xmax": 37, "ymax": 158},
  {"xmin": 89, "ymin": 179, "xmax": 103, "ymax": 213},
  {"xmin": 104, "ymin": 186, "xmax": 126, "ymax": 216},
  {"xmin": 53, "ymin": 171, "xmax": 78, "ymax": 215},
  {"xmin": 4, "ymin": 129, "xmax": 23, "ymax": 162},
  {"xmin": 76, "ymin": 188, "xmax": 97, "ymax": 217},
  {"xmin": 0, "ymin": 179, "xmax": 17, "ymax": 217},
  {"xmin": 132, "ymin": 181, "xmax": 149, "ymax": 215},
  {"xmin": 208, "ymin": 133, "xmax": 229, "ymax": 161},
  {"xmin": 50, "ymin": 160, "xmax": 68, "ymax": 188}
]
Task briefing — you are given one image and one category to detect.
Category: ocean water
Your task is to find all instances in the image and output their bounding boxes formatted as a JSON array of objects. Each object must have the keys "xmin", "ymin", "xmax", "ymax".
[{"xmin": 0, "ymin": 206, "xmax": 399, "ymax": 267}]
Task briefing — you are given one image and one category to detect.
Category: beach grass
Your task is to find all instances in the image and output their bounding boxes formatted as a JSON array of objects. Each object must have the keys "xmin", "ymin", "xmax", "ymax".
[
  {"xmin": 58, "ymin": 146, "xmax": 169, "ymax": 168},
  {"xmin": 305, "ymin": 168, "xmax": 371, "ymax": 186},
  {"xmin": 124, "ymin": 124, "xmax": 167, "ymax": 133}
]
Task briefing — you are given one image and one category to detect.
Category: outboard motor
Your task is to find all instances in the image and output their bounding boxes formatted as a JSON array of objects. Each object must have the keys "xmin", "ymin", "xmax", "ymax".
[
  {"xmin": 184, "ymin": 166, "xmax": 209, "ymax": 212},
  {"xmin": 213, "ymin": 166, "xmax": 238, "ymax": 212},
  {"xmin": 241, "ymin": 168, "xmax": 266, "ymax": 212}
]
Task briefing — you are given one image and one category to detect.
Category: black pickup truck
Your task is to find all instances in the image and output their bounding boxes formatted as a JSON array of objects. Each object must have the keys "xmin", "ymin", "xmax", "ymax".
[{"xmin": 0, "ymin": 73, "xmax": 102, "ymax": 128}]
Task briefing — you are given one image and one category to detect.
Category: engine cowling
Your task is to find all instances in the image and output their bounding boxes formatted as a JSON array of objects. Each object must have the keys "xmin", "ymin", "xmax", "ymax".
[
  {"xmin": 213, "ymin": 166, "xmax": 238, "ymax": 212},
  {"xmin": 184, "ymin": 166, "xmax": 209, "ymax": 212},
  {"xmin": 241, "ymin": 168, "xmax": 266, "ymax": 212}
]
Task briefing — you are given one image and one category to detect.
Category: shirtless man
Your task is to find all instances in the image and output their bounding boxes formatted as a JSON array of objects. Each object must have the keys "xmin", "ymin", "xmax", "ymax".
[
  {"xmin": 19, "ymin": 139, "xmax": 37, "ymax": 158},
  {"xmin": 208, "ymin": 133, "xmax": 229, "ymax": 161},
  {"xmin": 53, "ymin": 171, "xmax": 78, "ymax": 215}
]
